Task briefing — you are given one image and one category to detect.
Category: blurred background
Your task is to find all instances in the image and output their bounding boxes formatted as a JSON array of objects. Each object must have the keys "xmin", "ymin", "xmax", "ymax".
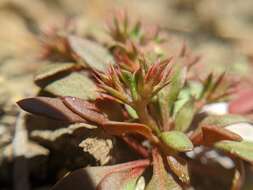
[{"xmin": 0, "ymin": 0, "xmax": 253, "ymax": 189}]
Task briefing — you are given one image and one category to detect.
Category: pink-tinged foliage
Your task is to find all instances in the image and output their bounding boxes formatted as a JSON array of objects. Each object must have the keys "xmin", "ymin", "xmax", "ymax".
[
  {"xmin": 51, "ymin": 159, "xmax": 150, "ymax": 190},
  {"xmin": 146, "ymin": 148, "xmax": 182, "ymax": 190},
  {"xmin": 229, "ymin": 88, "xmax": 253, "ymax": 114},
  {"xmin": 103, "ymin": 121, "xmax": 158, "ymax": 142},
  {"xmin": 97, "ymin": 166, "xmax": 146, "ymax": 190},
  {"xmin": 62, "ymin": 96, "xmax": 108, "ymax": 124},
  {"xmin": 17, "ymin": 97, "xmax": 85, "ymax": 123},
  {"xmin": 190, "ymin": 125, "xmax": 242, "ymax": 146}
]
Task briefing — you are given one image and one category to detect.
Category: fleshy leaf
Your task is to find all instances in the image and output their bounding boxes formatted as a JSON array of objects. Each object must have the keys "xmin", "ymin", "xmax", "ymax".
[
  {"xmin": 68, "ymin": 35, "xmax": 114, "ymax": 72},
  {"xmin": 17, "ymin": 97, "xmax": 85, "ymax": 122},
  {"xmin": 190, "ymin": 125, "xmax": 242, "ymax": 146},
  {"xmin": 174, "ymin": 100, "xmax": 196, "ymax": 132},
  {"xmin": 215, "ymin": 140, "xmax": 253, "ymax": 162},
  {"xmin": 62, "ymin": 96, "xmax": 108, "ymax": 124},
  {"xmin": 167, "ymin": 156, "xmax": 190, "ymax": 184},
  {"xmin": 166, "ymin": 65, "xmax": 186, "ymax": 109},
  {"xmin": 146, "ymin": 148, "xmax": 182, "ymax": 190},
  {"xmin": 44, "ymin": 72, "xmax": 98, "ymax": 100},
  {"xmin": 51, "ymin": 159, "xmax": 150, "ymax": 190},
  {"xmin": 172, "ymin": 89, "xmax": 191, "ymax": 117},
  {"xmin": 229, "ymin": 89, "xmax": 253, "ymax": 114},
  {"xmin": 158, "ymin": 65, "xmax": 185, "ymax": 126},
  {"xmin": 121, "ymin": 70, "xmax": 138, "ymax": 101},
  {"xmin": 172, "ymin": 81, "xmax": 202, "ymax": 117},
  {"xmin": 200, "ymin": 73, "xmax": 213, "ymax": 99},
  {"xmin": 200, "ymin": 114, "xmax": 251, "ymax": 127},
  {"xmin": 34, "ymin": 62, "xmax": 76, "ymax": 83},
  {"xmin": 161, "ymin": 131, "xmax": 193, "ymax": 152},
  {"xmin": 97, "ymin": 167, "xmax": 146, "ymax": 190},
  {"xmin": 103, "ymin": 121, "xmax": 157, "ymax": 142},
  {"xmin": 125, "ymin": 105, "xmax": 138, "ymax": 119},
  {"xmin": 202, "ymin": 125, "xmax": 242, "ymax": 146}
]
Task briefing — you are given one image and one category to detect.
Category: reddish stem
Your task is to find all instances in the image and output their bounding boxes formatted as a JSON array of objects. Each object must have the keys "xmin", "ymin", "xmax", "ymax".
[{"xmin": 122, "ymin": 135, "xmax": 149, "ymax": 158}]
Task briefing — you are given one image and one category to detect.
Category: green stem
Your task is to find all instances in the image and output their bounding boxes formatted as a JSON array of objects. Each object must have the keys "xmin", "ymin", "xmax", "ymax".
[{"xmin": 134, "ymin": 100, "xmax": 161, "ymax": 135}]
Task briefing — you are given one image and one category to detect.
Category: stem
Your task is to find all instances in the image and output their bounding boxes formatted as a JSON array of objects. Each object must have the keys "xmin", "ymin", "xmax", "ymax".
[
  {"xmin": 134, "ymin": 100, "xmax": 160, "ymax": 135},
  {"xmin": 122, "ymin": 135, "xmax": 149, "ymax": 158},
  {"xmin": 231, "ymin": 159, "xmax": 245, "ymax": 190}
]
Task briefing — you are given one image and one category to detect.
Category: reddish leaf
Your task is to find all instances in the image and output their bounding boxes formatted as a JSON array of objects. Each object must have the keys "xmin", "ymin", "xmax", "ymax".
[
  {"xmin": 229, "ymin": 89, "xmax": 253, "ymax": 114},
  {"xmin": 146, "ymin": 148, "xmax": 182, "ymax": 190},
  {"xmin": 17, "ymin": 97, "xmax": 85, "ymax": 123},
  {"xmin": 191, "ymin": 125, "xmax": 242, "ymax": 146},
  {"xmin": 103, "ymin": 121, "xmax": 158, "ymax": 143},
  {"xmin": 97, "ymin": 166, "xmax": 146, "ymax": 190},
  {"xmin": 62, "ymin": 96, "xmax": 108, "ymax": 124},
  {"xmin": 51, "ymin": 159, "xmax": 150, "ymax": 190}
]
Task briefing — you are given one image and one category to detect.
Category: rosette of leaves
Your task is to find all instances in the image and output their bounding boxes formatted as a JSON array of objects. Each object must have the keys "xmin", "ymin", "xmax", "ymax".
[{"xmin": 18, "ymin": 15, "xmax": 253, "ymax": 190}]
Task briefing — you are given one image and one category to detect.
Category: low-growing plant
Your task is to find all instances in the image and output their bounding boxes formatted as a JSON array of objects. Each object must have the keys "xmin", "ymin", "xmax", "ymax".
[{"xmin": 18, "ymin": 12, "xmax": 253, "ymax": 190}]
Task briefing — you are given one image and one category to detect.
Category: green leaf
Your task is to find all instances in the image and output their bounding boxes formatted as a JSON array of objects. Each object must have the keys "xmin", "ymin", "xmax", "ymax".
[
  {"xmin": 121, "ymin": 70, "xmax": 138, "ymax": 100},
  {"xmin": 172, "ymin": 90, "xmax": 191, "ymax": 117},
  {"xmin": 188, "ymin": 81, "xmax": 203, "ymax": 100},
  {"xmin": 172, "ymin": 82, "xmax": 202, "ymax": 117},
  {"xmin": 167, "ymin": 156, "xmax": 190, "ymax": 184},
  {"xmin": 34, "ymin": 62, "xmax": 76, "ymax": 83},
  {"xmin": 125, "ymin": 104, "xmax": 138, "ymax": 119},
  {"xmin": 200, "ymin": 114, "xmax": 251, "ymax": 127},
  {"xmin": 161, "ymin": 131, "xmax": 193, "ymax": 152},
  {"xmin": 68, "ymin": 35, "xmax": 114, "ymax": 72},
  {"xmin": 44, "ymin": 72, "xmax": 98, "ymax": 100},
  {"xmin": 167, "ymin": 65, "xmax": 186, "ymax": 109},
  {"xmin": 51, "ymin": 159, "xmax": 150, "ymax": 190},
  {"xmin": 174, "ymin": 100, "xmax": 196, "ymax": 132},
  {"xmin": 146, "ymin": 148, "xmax": 182, "ymax": 190},
  {"xmin": 158, "ymin": 65, "xmax": 185, "ymax": 121},
  {"xmin": 215, "ymin": 140, "xmax": 253, "ymax": 162},
  {"xmin": 200, "ymin": 73, "xmax": 213, "ymax": 99}
]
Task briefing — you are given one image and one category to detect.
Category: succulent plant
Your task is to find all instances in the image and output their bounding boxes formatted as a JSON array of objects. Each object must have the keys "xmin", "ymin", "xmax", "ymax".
[{"xmin": 17, "ymin": 13, "xmax": 253, "ymax": 190}]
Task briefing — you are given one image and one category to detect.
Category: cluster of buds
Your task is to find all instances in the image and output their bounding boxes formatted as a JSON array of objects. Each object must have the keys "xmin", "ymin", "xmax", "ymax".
[
  {"xmin": 94, "ymin": 57, "xmax": 173, "ymax": 105},
  {"xmin": 38, "ymin": 19, "xmax": 76, "ymax": 61},
  {"xmin": 107, "ymin": 10, "xmax": 160, "ymax": 45}
]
